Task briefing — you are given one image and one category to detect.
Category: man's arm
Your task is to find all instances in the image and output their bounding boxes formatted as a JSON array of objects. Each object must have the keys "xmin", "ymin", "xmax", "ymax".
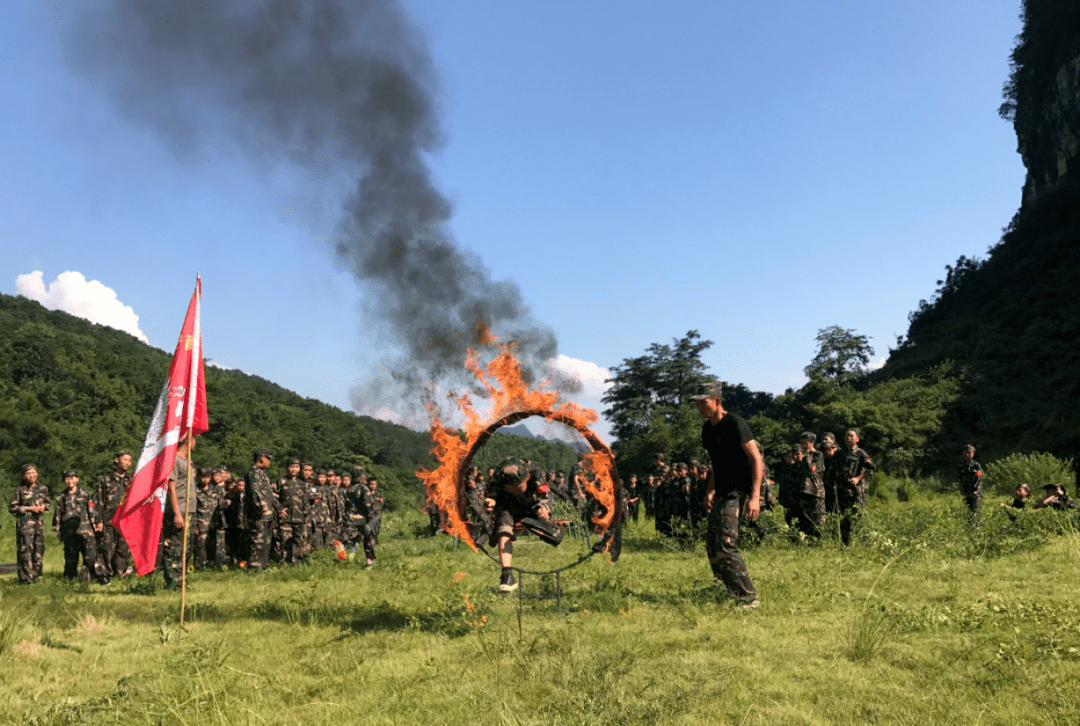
[
  {"xmin": 743, "ymin": 439, "xmax": 764, "ymax": 519},
  {"xmin": 166, "ymin": 478, "xmax": 184, "ymax": 528}
]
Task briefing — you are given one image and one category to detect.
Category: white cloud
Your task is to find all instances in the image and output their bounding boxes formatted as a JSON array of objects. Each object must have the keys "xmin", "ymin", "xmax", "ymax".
[
  {"xmin": 867, "ymin": 355, "xmax": 887, "ymax": 371},
  {"xmin": 526, "ymin": 354, "xmax": 614, "ymax": 445},
  {"xmin": 16, "ymin": 270, "xmax": 149, "ymax": 343}
]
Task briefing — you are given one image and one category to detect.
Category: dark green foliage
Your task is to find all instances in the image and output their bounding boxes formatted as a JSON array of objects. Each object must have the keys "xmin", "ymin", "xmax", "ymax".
[
  {"xmin": 0, "ymin": 293, "xmax": 433, "ymax": 511},
  {"xmin": 883, "ymin": 176, "xmax": 1080, "ymax": 467},
  {"xmin": 803, "ymin": 326, "xmax": 875, "ymax": 381},
  {"xmin": 470, "ymin": 432, "xmax": 580, "ymax": 475},
  {"xmin": 603, "ymin": 331, "xmax": 775, "ymax": 475}
]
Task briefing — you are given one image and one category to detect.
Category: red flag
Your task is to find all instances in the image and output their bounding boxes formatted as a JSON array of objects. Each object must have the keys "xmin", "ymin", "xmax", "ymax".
[{"xmin": 114, "ymin": 277, "xmax": 208, "ymax": 575}]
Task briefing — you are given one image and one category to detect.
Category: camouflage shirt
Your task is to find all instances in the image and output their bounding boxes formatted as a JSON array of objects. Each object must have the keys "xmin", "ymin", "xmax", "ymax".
[
  {"xmin": 94, "ymin": 470, "xmax": 132, "ymax": 518},
  {"xmin": 53, "ymin": 486, "xmax": 100, "ymax": 538},
  {"xmin": 245, "ymin": 466, "xmax": 275, "ymax": 522},
  {"xmin": 277, "ymin": 477, "xmax": 308, "ymax": 524},
  {"xmin": 957, "ymin": 460, "xmax": 984, "ymax": 498},
  {"xmin": 9, "ymin": 482, "xmax": 50, "ymax": 529}
]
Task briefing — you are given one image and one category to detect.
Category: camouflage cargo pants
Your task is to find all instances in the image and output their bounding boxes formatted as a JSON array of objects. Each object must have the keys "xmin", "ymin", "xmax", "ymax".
[
  {"xmin": 837, "ymin": 487, "xmax": 866, "ymax": 545},
  {"xmin": 161, "ymin": 520, "xmax": 193, "ymax": 589},
  {"xmin": 97, "ymin": 521, "xmax": 132, "ymax": 577},
  {"xmin": 16, "ymin": 522, "xmax": 45, "ymax": 584},
  {"xmin": 246, "ymin": 517, "xmax": 273, "ymax": 569},
  {"xmin": 62, "ymin": 533, "xmax": 106, "ymax": 580},
  {"xmin": 704, "ymin": 492, "xmax": 757, "ymax": 604},
  {"xmin": 797, "ymin": 493, "xmax": 825, "ymax": 538}
]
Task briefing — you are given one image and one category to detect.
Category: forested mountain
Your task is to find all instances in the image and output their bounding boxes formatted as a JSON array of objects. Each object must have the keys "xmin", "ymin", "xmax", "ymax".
[
  {"xmin": 881, "ymin": 0, "xmax": 1080, "ymax": 464},
  {"xmin": 0, "ymin": 293, "xmax": 579, "ymax": 509}
]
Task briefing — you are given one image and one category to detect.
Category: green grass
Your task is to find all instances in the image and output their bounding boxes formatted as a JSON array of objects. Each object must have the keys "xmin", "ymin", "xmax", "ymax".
[{"xmin": 3, "ymin": 493, "xmax": 1080, "ymax": 725}]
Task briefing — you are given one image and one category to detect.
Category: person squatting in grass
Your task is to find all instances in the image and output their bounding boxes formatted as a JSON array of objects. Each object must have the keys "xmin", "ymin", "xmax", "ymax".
[
  {"xmin": 692, "ymin": 382, "xmax": 764, "ymax": 609},
  {"xmin": 484, "ymin": 456, "xmax": 563, "ymax": 593}
]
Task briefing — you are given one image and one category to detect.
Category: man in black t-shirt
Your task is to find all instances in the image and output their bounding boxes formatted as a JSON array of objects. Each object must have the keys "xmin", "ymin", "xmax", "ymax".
[{"xmin": 692, "ymin": 382, "xmax": 764, "ymax": 608}]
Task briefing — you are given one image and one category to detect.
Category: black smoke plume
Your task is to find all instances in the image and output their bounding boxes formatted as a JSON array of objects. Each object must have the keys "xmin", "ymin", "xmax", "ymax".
[{"xmin": 69, "ymin": 0, "xmax": 573, "ymax": 424}]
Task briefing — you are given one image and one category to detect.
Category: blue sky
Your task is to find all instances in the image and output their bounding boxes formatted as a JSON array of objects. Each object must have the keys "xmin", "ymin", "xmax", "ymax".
[{"xmin": 0, "ymin": 1, "xmax": 1025, "ymax": 444}]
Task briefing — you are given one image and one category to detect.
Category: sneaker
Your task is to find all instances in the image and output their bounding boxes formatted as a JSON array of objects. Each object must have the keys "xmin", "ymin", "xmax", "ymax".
[
  {"xmin": 498, "ymin": 571, "xmax": 517, "ymax": 593},
  {"xmin": 741, "ymin": 598, "xmax": 760, "ymax": 610}
]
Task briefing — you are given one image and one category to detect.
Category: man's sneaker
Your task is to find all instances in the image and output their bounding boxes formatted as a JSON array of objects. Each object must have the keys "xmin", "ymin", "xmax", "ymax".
[
  {"xmin": 740, "ymin": 598, "xmax": 760, "ymax": 610},
  {"xmin": 498, "ymin": 571, "xmax": 518, "ymax": 593}
]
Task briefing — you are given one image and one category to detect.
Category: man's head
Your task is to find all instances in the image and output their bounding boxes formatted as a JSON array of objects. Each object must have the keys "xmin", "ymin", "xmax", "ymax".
[
  {"xmin": 212, "ymin": 467, "xmax": 227, "ymax": 484},
  {"xmin": 301, "ymin": 463, "xmax": 313, "ymax": 481},
  {"xmin": 690, "ymin": 381, "xmax": 724, "ymax": 419},
  {"xmin": 198, "ymin": 467, "xmax": 212, "ymax": 484},
  {"xmin": 963, "ymin": 445, "xmax": 976, "ymax": 462},
  {"xmin": 114, "ymin": 450, "xmax": 133, "ymax": 473},
  {"xmin": 22, "ymin": 464, "xmax": 39, "ymax": 485},
  {"xmin": 799, "ymin": 432, "xmax": 817, "ymax": 451},
  {"xmin": 1015, "ymin": 483, "xmax": 1030, "ymax": 499},
  {"xmin": 367, "ymin": 477, "xmax": 378, "ymax": 490},
  {"xmin": 63, "ymin": 469, "xmax": 79, "ymax": 489},
  {"xmin": 845, "ymin": 429, "xmax": 861, "ymax": 448},
  {"xmin": 287, "ymin": 459, "xmax": 301, "ymax": 478},
  {"xmin": 316, "ymin": 469, "xmax": 327, "ymax": 485},
  {"xmin": 253, "ymin": 449, "xmax": 273, "ymax": 468}
]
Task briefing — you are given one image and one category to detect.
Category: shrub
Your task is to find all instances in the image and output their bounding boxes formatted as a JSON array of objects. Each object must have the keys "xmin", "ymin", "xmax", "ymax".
[{"xmin": 984, "ymin": 452, "xmax": 1074, "ymax": 496}]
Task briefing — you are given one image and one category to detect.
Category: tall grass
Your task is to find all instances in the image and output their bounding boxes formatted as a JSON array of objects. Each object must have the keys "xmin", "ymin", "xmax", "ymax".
[{"xmin": 3, "ymin": 501, "xmax": 1080, "ymax": 725}]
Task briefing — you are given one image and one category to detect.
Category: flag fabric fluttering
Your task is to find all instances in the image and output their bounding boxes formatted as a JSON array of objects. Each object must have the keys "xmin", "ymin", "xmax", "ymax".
[{"xmin": 113, "ymin": 277, "xmax": 208, "ymax": 575}]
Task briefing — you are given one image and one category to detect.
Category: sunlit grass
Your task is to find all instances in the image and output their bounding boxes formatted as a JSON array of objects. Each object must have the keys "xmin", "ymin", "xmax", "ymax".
[{"xmin": 3, "ymin": 495, "xmax": 1080, "ymax": 725}]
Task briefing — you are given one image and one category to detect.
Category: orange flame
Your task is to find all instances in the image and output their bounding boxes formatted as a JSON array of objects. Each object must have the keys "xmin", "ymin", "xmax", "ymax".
[{"xmin": 416, "ymin": 334, "xmax": 619, "ymax": 550}]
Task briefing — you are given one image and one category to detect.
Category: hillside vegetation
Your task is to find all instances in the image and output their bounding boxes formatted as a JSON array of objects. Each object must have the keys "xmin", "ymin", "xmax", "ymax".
[{"xmin": 0, "ymin": 293, "xmax": 579, "ymax": 510}]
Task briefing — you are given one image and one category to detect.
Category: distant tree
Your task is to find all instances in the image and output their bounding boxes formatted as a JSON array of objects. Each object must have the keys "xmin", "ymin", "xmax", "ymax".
[
  {"xmin": 804, "ymin": 326, "xmax": 875, "ymax": 381},
  {"xmin": 602, "ymin": 331, "xmax": 713, "ymax": 444}
]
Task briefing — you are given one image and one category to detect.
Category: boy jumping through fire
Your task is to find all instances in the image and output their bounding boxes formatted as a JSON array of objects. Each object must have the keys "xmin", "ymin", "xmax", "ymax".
[{"xmin": 485, "ymin": 456, "xmax": 563, "ymax": 593}]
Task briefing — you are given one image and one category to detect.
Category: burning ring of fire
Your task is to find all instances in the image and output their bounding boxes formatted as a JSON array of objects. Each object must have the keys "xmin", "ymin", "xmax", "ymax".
[{"xmin": 417, "ymin": 334, "xmax": 621, "ymax": 552}]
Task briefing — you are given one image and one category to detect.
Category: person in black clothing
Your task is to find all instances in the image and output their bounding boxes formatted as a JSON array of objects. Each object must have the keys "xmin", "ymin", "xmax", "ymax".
[{"xmin": 691, "ymin": 382, "xmax": 764, "ymax": 608}]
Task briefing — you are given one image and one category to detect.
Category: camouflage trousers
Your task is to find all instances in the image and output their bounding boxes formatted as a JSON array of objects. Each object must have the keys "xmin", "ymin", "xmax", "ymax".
[
  {"xmin": 278, "ymin": 522, "xmax": 306, "ymax": 565},
  {"xmin": 160, "ymin": 519, "xmax": 194, "ymax": 588},
  {"xmin": 246, "ymin": 518, "xmax": 273, "ymax": 569},
  {"xmin": 16, "ymin": 522, "xmax": 45, "ymax": 584},
  {"xmin": 797, "ymin": 493, "xmax": 826, "ymax": 538},
  {"xmin": 61, "ymin": 533, "xmax": 106, "ymax": 581},
  {"xmin": 704, "ymin": 492, "xmax": 757, "ymax": 604},
  {"xmin": 96, "ymin": 521, "xmax": 132, "ymax": 577},
  {"xmin": 837, "ymin": 489, "xmax": 865, "ymax": 545},
  {"xmin": 963, "ymin": 492, "xmax": 983, "ymax": 514},
  {"xmin": 191, "ymin": 527, "xmax": 211, "ymax": 570}
]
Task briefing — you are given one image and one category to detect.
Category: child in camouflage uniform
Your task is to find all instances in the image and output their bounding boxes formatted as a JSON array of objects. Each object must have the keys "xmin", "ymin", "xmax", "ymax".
[
  {"xmin": 52, "ymin": 469, "xmax": 109, "ymax": 584},
  {"xmin": 9, "ymin": 464, "xmax": 50, "ymax": 584},
  {"xmin": 485, "ymin": 457, "xmax": 562, "ymax": 593}
]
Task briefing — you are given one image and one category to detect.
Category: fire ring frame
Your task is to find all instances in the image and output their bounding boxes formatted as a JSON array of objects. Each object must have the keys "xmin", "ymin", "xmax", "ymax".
[{"xmin": 456, "ymin": 408, "xmax": 622, "ymax": 571}]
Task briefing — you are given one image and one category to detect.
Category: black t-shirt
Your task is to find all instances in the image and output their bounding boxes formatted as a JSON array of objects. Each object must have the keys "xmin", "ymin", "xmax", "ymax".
[{"xmin": 701, "ymin": 413, "xmax": 755, "ymax": 496}]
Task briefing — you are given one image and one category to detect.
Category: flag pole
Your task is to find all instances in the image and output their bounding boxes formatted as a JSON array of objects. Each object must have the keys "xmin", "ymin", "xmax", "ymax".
[{"xmin": 180, "ymin": 427, "xmax": 194, "ymax": 629}]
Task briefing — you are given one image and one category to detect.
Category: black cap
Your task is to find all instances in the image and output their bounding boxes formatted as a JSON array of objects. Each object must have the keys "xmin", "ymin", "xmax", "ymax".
[
  {"xmin": 286, "ymin": 457, "xmax": 301, "ymax": 466},
  {"xmin": 63, "ymin": 469, "xmax": 79, "ymax": 478},
  {"xmin": 254, "ymin": 449, "xmax": 274, "ymax": 461}
]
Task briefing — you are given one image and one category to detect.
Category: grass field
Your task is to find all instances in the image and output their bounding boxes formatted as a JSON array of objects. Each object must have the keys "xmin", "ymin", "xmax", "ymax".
[{"xmin": 2, "ymin": 491, "xmax": 1080, "ymax": 725}]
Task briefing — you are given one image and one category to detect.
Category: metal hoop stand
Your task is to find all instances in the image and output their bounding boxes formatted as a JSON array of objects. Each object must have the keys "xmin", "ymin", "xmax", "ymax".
[{"xmin": 450, "ymin": 407, "xmax": 622, "ymax": 620}]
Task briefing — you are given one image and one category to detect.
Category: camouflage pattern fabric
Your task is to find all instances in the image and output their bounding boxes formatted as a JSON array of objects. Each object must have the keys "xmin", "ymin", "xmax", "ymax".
[
  {"xmin": 94, "ymin": 470, "xmax": 132, "ymax": 577},
  {"xmin": 191, "ymin": 483, "xmax": 219, "ymax": 570},
  {"xmin": 52, "ymin": 486, "xmax": 106, "ymax": 580},
  {"xmin": 704, "ymin": 491, "xmax": 757, "ymax": 604},
  {"xmin": 10, "ymin": 481, "xmax": 50, "ymax": 584},
  {"xmin": 245, "ymin": 466, "xmax": 275, "ymax": 569},
  {"xmin": 958, "ymin": 459, "xmax": 984, "ymax": 513}
]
